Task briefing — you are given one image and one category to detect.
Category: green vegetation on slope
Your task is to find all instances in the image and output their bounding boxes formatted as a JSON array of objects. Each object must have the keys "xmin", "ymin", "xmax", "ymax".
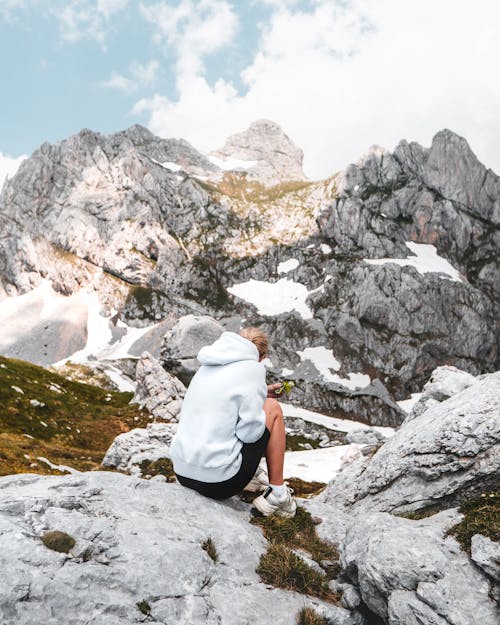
[{"xmin": 0, "ymin": 355, "xmax": 151, "ymax": 476}]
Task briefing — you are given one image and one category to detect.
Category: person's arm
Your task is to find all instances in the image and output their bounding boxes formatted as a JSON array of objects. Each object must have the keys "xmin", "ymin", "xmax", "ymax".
[{"xmin": 235, "ymin": 381, "xmax": 267, "ymax": 443}]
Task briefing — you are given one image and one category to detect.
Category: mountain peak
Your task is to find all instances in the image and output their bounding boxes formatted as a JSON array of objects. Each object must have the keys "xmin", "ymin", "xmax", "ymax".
[{"xmin": 209, "ymin": 119, "xmax": 306, "ymax": 186}]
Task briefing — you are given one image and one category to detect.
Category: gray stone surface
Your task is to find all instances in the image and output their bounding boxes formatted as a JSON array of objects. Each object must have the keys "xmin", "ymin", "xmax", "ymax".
[
  {"xmin": 318, "ymin": 371, "xmax": 500, "ymax": 514},
  {"xmin": 341, "ymin": 510, "xmax": 498, "ymax": 624},
  {"xmin": 471, "ymin": 534, "xmax": 500, "ymax": 581},
  {"xmin": 0, "ymin": 471, "xmax": 357, "ymax": 625},
  {"xmin": 210, "ymin": 119, "xmax": 307, "ymax": 186},
  {"xmin": 406, "ymin": 365, "xmax": 477, "ymax": 421},
  {"xmin": 160, "ymin": 314, "xmax": 224, "ymax": 383},
  {"xmin": 101, "ymin": 422, "xmax": 177, "ymax": 474},
  {"xmin": 345, "ymin": 428, "xmax": 384, "ymax": 446},
  {"xmin": 131, "ymin": 351, "xmax": 186, "ymax": 421}
]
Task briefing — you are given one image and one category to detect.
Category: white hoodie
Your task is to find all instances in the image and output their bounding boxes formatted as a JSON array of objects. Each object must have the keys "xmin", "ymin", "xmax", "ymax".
[{"xmin": 170, "ymin": 332, "xmax": 268, "ymax": 483}]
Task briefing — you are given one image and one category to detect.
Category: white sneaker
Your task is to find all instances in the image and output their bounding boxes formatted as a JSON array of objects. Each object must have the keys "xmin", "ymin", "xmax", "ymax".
[
  {"xmin": 252, "ymin": 486, "xmax": 297, "ymax": 518},
  {"xmin": 244, "ymin": 465, "xmax": 270, "ymax": 493}
]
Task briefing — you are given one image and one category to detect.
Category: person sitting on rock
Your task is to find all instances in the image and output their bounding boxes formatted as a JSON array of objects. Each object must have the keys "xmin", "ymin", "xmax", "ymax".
[{"xmin": 170, "ymin": 327, "xmax": 296, "ymax": 517}]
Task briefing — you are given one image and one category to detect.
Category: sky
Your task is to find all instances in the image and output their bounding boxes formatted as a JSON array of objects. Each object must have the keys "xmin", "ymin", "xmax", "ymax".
[{"xmin": 1, "ymin": 0, "xmax": 499, "ymax": 183}]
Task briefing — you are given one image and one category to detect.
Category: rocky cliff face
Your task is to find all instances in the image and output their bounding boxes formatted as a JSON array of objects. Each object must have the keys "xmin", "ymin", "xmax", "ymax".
[{"xmin": 0, "ymin": 123, "xmax": 498, "ymax": 425}]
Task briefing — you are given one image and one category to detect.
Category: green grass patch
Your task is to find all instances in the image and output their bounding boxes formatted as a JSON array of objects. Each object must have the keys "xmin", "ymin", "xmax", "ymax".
[
  {"xmin": 41, "ymin": 530, "xmax": 75, "ymax": 553},
  {"xmin": 296, "ymin": 606, "xmax": 328, "ymax": 625},
  {"xmin": 138, "ymin": 457, "xmax": 176, "ymax": 482},
  {"xmin": 257, "ymin": 544, "xmax": 338, "ymax": 602},
  {"xmin": 251, "ymin": 506, "xmax": 338, "ymax": 567},
  {"xmin": 201, "ymin": 537, "xmax": 218, "ymax": 562},
  {"xmin": 448, "ymin": 492, "xmax": 500, "ymax": 554},
  {"xmin": 0, "ymin": 355, "xmax": 151, "ymax": 476}
]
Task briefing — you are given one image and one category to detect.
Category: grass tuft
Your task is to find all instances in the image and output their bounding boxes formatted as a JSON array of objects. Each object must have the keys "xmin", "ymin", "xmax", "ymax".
[
  {"xmin": 136, "ymin": 600, "xmax": 151, "ymax": 616},
  {"xmin": 257, "ymin": 544, "xmax": 338, "ymax": 602},
  {"xmin": 296, "ymin": 606, "xmax": 328, "ymax": 625},
  {"xmin": 41, "ymin": 530, "xmax": 75, "ymax": 553},
  {"xmin": 448, "ymin": 492, "xmax": 499, "ymax": 554},
  {"xmin": 251, "ymin": 506, "xmax": 338, "ymax": 565},
  {"xmin": 138, "ymin": 457, "xmax": 176, "ymax": 482},
  {"xmin": 201, "ymin": 537, "xmax": 218, "ymax": 562}
]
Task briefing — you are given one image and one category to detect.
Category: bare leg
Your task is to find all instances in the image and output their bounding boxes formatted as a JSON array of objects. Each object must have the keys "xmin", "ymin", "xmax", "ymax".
[{"xmin": 264, "ymin": 398, "xmax": 286, "ymax": 485}]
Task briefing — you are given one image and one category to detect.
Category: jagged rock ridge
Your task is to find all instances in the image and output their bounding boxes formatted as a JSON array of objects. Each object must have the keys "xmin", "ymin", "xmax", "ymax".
[{"xmin": 0, "ymin": 122, "xmax": 498, "ymax": 425}]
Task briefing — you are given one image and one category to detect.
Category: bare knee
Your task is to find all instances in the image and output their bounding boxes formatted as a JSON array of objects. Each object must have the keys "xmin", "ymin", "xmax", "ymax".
[{"xmin": 264, "ymin": 398, "xmax": 283, "ymax": 430}]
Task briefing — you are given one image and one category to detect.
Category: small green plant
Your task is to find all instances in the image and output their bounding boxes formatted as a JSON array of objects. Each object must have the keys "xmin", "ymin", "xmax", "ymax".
[
  {"xmin": 257, "ymin": 544, "xmax": 337, "ymax": 602},
  {"xmin": 275, "ymin": 380, "xmax": 296, "ymax": 396},
  {"xmin": 41, "ymin": 530, "xmax": 75, "ymax": 553},
  {"xmin": 136, "ymin": 600, "xmax": 151, "ymax": 616},
  {"xmin": 138, "ymin": 457, "xmax": 176, "ymax": 482},
  {"xmin": 448, "ymin": 492, "xmax": 499, "ymax": 553},
  {"xmin": 296, "ymin": 606, "xmax": 328, "ymax": 625},
  {"xmin": 201, "ymin": 537, "xmax": 218, "ymax": 562}
]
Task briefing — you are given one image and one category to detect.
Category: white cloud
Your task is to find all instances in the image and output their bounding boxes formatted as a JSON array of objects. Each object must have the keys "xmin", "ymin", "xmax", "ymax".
[
  {"xmin": 0, "ymin": 0, "xmax": 27, "ymax": 21},
  {"xmin": 135, "ymin": 0, "xmax": 500, "ymax": 178},
  {"xmin": 53, "ymin": 0, "xmax": 128, "ymax": 47},
  {"xmin": 0, "ymin": 153, "xmax": 27, "ymax": 188},
  {"xmin": 139, "ymin": 0, "xmax": 239, "ymax": 76},
  {"xmin": 100, "ymin": 60, "xmax": 159, "ymax": 92}
]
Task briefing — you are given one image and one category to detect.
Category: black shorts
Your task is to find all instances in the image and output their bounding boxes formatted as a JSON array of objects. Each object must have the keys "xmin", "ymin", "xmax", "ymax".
[{"xmin": 175, "ymin": 427, "xmax": 270, "ymax": 500}]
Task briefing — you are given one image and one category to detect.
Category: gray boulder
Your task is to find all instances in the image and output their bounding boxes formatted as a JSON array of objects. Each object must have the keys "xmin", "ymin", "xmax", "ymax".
[
  {"xmin": 0, "ymin": 471, "xmax": 357, "ymax": 625},
  {"xmin": 345, "ymin": 428, "xmax": 385, "ymax": 446},
  {"xmin": 131, "ymin": 351, "xmax": 186, "ymax": 421},
  {"xmin": 342, "ymin": 510, "xmax": 497, "ymax": 625},
  {"xmin": 471, "ymin": 534, "xmax": 500, "ymax": 582},
  {"xmin": 101, "ymin": 422, "xmax": 176, "ymax": 474},
  {"xmin": 406, "ymin": 365, "xmax": 477, "ymax": 420},
  {"xmin": 319, "ymin": 371, "xmax": 500, "ymax": 514},
  {"xmin": 160, "ymin": 314, "xmax": 224, "ymax": 384}
]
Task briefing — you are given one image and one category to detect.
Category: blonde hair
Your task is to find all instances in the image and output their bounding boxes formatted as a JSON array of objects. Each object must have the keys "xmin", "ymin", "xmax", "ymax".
[{"xmin": 240, "ymin": 327, "xmax": 268, "ymax": 360}]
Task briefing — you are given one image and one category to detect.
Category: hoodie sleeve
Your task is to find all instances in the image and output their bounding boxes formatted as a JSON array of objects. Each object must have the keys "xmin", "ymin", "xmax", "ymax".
[{"xmin": 235, "ymin": 380, "xmax": 267, "ymax": 444}]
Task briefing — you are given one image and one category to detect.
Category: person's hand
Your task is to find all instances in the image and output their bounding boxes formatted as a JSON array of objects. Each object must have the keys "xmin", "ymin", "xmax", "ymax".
[{"xmin": 267, "ymin": 382, "xmax": 283, "ymax": 399}]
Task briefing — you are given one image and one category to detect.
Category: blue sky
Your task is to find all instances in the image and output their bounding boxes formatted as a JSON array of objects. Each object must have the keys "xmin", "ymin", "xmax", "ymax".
[
  {"xmin": 1, "ymin": 0, "xmax": 500, "ymax": 180},
  {"xmin": 0, "ymin": 1, "xmax": 273, "ymax": 154}
]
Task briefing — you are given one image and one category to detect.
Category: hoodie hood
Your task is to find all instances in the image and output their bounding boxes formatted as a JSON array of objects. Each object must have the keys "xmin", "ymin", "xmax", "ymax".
[{"xmin": 197, "ymin": 331, "xmax": 259, "ymax": 366}]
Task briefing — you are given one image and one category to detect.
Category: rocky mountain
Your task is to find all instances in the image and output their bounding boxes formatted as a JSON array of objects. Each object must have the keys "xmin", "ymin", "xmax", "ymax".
[
  {"xmin": 209, "ymin": 118, "xmax": 307, "ymax": 186},
  {"xmin": 0, "ymin": 122, "xmax": 498, "ymax": 428}
]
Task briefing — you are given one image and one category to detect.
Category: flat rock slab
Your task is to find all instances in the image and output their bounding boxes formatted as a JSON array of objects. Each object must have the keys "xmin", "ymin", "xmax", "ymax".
[{"xmin": 0, "ymin": 471, "xmax": 355, "ymax": 625}]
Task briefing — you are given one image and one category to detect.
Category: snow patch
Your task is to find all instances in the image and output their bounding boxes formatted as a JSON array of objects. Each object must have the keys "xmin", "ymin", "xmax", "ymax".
[
  {"xmin": 397, "ymin": 392, "xmax": 423, "ymax": 413},
  {"xmin": 296, "ymin": 346, "xmax": 371, "ymax": 390},
  {"xmin": 364, "ymin": 242, "xmax": 462, "ymax": 282},
  {"xmin": 284, "ymin": 445, "xmax": 360, "ymax": 483},
  {"xmin": 319, "ymin": 243, "xmax": 331, "ymax": 254},
  {"xmin": 281, "ymin": 402, "xmax": 394, "ymax": 438},
  {"xmin": 207, "ymin": 154, "xmax": 259, "ymax": 171},
  {"xmin": 277, "ymin": 258, "xmax": 300, "ymax": 274},
  {"xmin": 228, "ymin": 278, "xmax": 313, "ymax": 319},
  {"xmin": 37, "ymin": 456, "xmax": 80, "ymax": 474}
]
